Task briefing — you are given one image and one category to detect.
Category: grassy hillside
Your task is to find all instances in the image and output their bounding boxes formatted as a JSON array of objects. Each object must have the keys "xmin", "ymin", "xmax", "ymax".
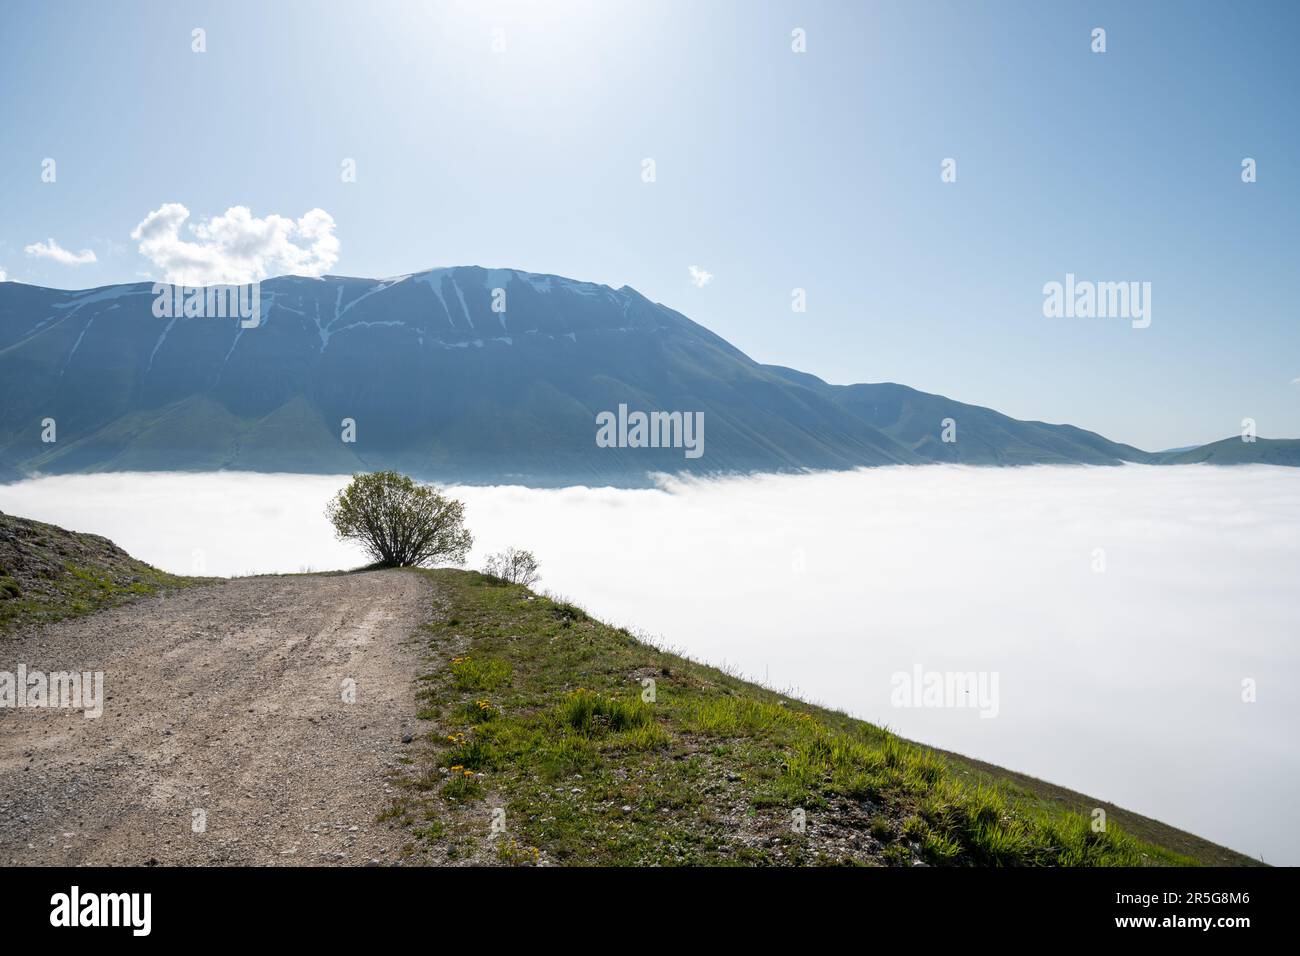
[
  {"xmin": 0, "ymin": 511, "xmax": 206, "ymax": 634},
  {"xmin": 386, "ymin": 570, "xmax": 1261, "ymax": 867},
  {"xmin": 1156, "ymin": 437, "xmax": 1300, "ymax": 466}
]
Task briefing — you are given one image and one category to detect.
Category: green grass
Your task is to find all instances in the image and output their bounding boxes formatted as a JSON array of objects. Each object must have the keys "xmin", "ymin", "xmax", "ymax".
[
  {"xmin": 385, "ymin": 569, "xmax": 1259, "ymax": 867},
  {"xmin": 448, "ymin": 655, "xmax": 512, "ymax": 692},
  {"xmin": 1, "ymin": 567, "xmax": 203, "ymax": 633},
  {"xmin": 0, "ymin": 511, "xmax": 214, "ymax": 635}
]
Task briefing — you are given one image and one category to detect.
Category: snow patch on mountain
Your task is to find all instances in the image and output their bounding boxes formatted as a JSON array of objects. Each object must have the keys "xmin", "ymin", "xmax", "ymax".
[{"xmin": 416, "ymin": 273, "xmax": 456, "ymax": 329}]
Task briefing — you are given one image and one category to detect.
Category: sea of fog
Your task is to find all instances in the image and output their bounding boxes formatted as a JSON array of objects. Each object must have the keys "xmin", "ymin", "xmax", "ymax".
[{"xmin": 2, "ymin": 465, "xmax": 1296, "ymax": 864}]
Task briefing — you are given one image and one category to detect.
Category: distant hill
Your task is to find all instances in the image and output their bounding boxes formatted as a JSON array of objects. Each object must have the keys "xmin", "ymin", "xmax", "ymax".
[
  {"xmin": 764, "ymin": 369, "xmax": 1157, "ymax": 465},
  {"xmin": 0, "ymin": 267, "xmax": 1292, "ymax": 485},
  {"xmin": 1155, "ymin": 437, "xmax": 1300, "ymax": 466}
]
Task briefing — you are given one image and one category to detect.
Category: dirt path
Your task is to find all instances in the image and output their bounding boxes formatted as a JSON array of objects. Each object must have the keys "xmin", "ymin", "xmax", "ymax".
[{"xmin": 0, "ymin": 570, "xmax": 437, "ymax": 866}]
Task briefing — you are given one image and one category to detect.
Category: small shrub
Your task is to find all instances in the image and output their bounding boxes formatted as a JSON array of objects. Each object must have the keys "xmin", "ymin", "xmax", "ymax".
[
  {"xmin": 482, "ymin": 547, "xmax": 541, "ymax": 587},
  {"xmin": 549, "ymin": 601, "xmax": 587, "ymax": 624}
]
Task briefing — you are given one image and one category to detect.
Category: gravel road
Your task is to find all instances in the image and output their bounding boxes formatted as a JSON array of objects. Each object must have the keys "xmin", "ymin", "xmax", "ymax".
[{"xmin": 0, "ymin": 570, "xmax": 436, "ymax": 866}]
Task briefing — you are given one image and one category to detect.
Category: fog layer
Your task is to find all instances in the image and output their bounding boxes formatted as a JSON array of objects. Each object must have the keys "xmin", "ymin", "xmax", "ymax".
[{"xmin": 2, "ymin": 464, "xmax": 1296, "ymax": 863}]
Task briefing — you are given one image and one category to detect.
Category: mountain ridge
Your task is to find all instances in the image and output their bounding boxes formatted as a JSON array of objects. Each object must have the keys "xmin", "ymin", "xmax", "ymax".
[{"xmin": 1, "ymin": 266, "xmax": 1296, "ymax": 485}]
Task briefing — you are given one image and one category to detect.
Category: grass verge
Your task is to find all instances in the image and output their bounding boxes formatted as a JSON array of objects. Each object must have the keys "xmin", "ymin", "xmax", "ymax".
[{"xmin": 384, "ymin": 569, "xmax": 1260, "ymax": 867}]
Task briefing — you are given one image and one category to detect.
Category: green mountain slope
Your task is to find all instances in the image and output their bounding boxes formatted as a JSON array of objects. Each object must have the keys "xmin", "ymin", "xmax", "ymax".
[{"xmin": 392, "ymin": 569, "xmax": 1262, "ymax": 866}]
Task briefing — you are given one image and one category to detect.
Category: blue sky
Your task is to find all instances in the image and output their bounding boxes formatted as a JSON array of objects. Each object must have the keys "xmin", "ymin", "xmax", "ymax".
[{"xmin": 1, "ymin": 0, "xmax": 1296, "ymax": 450}]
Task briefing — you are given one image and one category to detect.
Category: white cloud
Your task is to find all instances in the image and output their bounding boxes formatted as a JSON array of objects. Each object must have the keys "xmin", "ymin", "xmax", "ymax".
[
  {"xmin": 0, "ymin": 267, "xmax": 7, "ymax": 282},
  {"xmin": 687, "ymin": 265, "xmax": 713, "ymax": 287},
  {"xmin": 24, "ymin": 238, "xmax": 97, "ymax": 266},
  {"xmin": 1291, "ymin": 377, "xmax": 1300, "ymax": 386},
  {"xmin": 131, "ymin": 203, "xmax": 340, "ymax": 286}
]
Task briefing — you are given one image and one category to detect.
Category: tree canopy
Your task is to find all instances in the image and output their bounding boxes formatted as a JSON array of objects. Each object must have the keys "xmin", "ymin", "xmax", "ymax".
[{"xmin": 326, "ymin": 471, "xmax": 472, "ymax": 568}]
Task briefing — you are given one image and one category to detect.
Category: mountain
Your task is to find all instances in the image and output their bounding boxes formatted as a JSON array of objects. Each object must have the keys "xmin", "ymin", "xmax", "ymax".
[
  {"xmin": 0, "ymin": 266, "xmax": 1291, "ymax": 485},
  {"xmin": 1154, "ymin": 436, "xmax": 1300, "ymax": 466},
  {"xmin": 763, "ymin": 368, "xmax": 1157, "ymax": 465}
]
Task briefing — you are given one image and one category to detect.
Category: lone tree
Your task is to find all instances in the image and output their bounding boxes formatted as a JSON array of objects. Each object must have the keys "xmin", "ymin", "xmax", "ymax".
[
  {"xmin": 483, "ymin": 547, "xmax": 540, "ymax": 587},
  {"xmin": 326, "ymin": 471, "xmax": 472, "ymax": 568}
]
